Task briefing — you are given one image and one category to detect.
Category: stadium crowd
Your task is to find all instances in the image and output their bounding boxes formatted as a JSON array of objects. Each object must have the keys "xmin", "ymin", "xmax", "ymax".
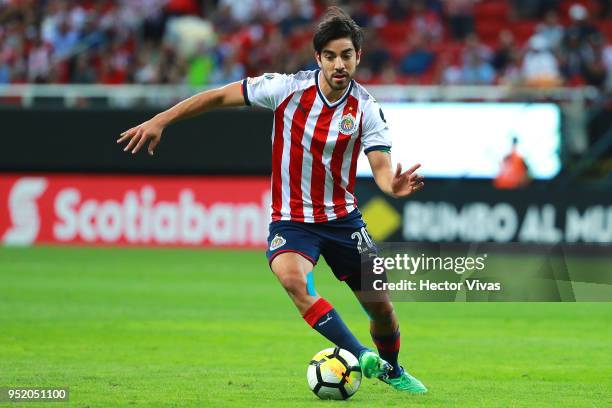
[{"xmin": 0, "ymin": 0, "xmax": 611, "ymax": 89}]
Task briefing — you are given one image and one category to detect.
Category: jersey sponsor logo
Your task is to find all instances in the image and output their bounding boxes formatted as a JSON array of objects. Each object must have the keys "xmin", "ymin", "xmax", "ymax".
[
  {"xmin": 269, "ymin": 233, "xmax": 287, "ymax": 250},
  {"xmin": 339, "ymin": 113, "xmax": 357, "ymax": 135}
]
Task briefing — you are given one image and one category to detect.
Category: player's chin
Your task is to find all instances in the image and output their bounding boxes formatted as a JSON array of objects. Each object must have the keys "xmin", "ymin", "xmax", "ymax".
[{"xmin": 331, "ymin": 77, "xmax": 350, "ymax": 89}]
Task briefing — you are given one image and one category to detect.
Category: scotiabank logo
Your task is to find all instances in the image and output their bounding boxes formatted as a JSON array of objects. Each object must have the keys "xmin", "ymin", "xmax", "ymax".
[
  {"xmin": 3, "ymin": 177, "xmax": 48, "ymax": 245},
  {"xmin": 1, "ymin": 175, "xmax": 271, "ymax": 248}
]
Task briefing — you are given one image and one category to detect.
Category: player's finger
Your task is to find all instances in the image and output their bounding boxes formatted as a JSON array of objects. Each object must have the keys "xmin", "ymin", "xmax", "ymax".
[
  {"xmin": 124, "ymin": 128, "xmax": 142, "ymax": 151},
  {"xmin": 148, "ymin": 137, "xmax": 159, "ymax": 156},
  {"xmin": 117, "ymin": 134, "xmax": 130, "ymax": 144},
  {"xmin": 395, "ymin": 163, "xmax": 402, "ymax": 178},
  {"xmin": 117, "ymin": 128, "xmax": 135, "ymax": 143},
  {"xmin": 410, "ymin": 173, "xmax": 425, "ymax": 182},
  {"xmin": 403, "ymin": 163, "xmax": 421, "ymax": 175},
  {"xmin": 132, "ymin": 131, "xmax": 149, "ymax": 154},
  {"xmin": 414, "ymin": 182, "xmax": 425, "ymax": 191}
]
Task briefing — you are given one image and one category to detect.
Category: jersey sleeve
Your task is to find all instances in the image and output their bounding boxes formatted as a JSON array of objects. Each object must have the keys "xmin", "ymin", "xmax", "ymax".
[
  {"xmin": 361, "ymin": 99, "xmax": 392, "ymax": 155},
  {"xmin": 241, "ymin": 73, "xmax": 290, "ymax": 110}
]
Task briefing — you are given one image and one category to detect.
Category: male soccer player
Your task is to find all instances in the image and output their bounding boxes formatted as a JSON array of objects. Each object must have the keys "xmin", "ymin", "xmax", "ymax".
[{"xmin": 117, "ymin": 7, "xmax": 427, "ymax": 393}]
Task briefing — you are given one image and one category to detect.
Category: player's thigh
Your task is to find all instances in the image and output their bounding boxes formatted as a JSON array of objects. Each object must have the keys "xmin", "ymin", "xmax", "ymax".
[
  {"xmin": 266, "ymin": 221, "xmax": 321, "ymax": 294},
  {"xmin": 270, "ymin": 251, "xmax": 315, "ymax": 292},
  {"xmin": 320, "ymin": 219, "xmax": 377, "ymax": 283}
]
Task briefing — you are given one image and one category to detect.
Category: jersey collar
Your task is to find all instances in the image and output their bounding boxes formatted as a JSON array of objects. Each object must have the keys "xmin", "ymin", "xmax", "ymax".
[{"xmin": 315, "ymin": 69, "xmax": 354, "ymax": 109}]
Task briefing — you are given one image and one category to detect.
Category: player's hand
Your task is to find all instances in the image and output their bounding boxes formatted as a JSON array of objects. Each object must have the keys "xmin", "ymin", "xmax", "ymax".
[
  {"xmin": 117, "ymin": 117, "xmax": 165, "ymax": 156},
  {"xmin": 391, "ymin": 163, "xmax": 424, "ymax": 197}
]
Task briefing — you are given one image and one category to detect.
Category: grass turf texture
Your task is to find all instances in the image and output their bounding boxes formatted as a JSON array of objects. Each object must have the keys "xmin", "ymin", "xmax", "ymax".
[{"xmin": 1, "ymin": 247, "xmax": 611, "ymax": 407}]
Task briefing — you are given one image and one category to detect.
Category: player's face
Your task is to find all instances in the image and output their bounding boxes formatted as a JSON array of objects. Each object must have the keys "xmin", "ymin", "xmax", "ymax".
[{"xmin": 316, "ymin": 37, "xmax": 361, "ymax": 91}]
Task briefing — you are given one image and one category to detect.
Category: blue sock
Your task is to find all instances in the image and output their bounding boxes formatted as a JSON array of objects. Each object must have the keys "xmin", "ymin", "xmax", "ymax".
[
  {"xmin": 303, "ymin": 298, "xmax": 369, "ymax": 358},
  {"xmin": 372, "ymin": 329, "xmax": 401, "ymax": 377}
]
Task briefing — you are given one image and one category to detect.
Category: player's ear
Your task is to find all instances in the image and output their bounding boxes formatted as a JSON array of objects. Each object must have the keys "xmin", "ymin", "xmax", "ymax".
[
  {"xmin": 356, "ymin": 50, "xmax": 361, "ymax": 66},
  {"xmin": 315, "ymin": 52, "xmax": 322, "ymax": 68}
]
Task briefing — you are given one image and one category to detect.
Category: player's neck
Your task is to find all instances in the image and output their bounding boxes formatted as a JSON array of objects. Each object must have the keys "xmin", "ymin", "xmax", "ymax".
[{"xmin": 317, "ymin": 71, "xmax": 350, "ymax": 104}]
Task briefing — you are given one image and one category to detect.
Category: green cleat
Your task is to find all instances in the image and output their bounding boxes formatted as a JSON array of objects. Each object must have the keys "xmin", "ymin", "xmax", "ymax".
[
  {"xmin": 380, "ymin": 367, "xmax": 428, "ymax": 394},
  {"xmin": 358, "ymin": 351, "xmax": 392, "ymax": 378}
]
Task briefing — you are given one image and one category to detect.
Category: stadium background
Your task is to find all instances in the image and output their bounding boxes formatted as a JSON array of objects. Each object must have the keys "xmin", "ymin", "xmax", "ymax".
[{"xmin": 1, "ymin": 0, "xmax": 611, "ymax": 406}]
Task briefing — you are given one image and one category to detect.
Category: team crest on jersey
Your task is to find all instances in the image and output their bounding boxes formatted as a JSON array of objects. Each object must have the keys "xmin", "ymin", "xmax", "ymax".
[
  {"xmin": 269, "ymin": 234, "xmax": 287, "ymax": 251},
  {"xmin": 339, "ymin": 113, "xmax": 357, "ymax": 135}
]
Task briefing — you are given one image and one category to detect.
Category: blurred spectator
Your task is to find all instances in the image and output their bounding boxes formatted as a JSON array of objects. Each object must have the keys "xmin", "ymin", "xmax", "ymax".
[
  {"xmin": 461, "ymin": 52, "xmax": 495, "ymax": 84},
  {"xmin": 48, "ymin": 18, "xmax": 79, "ymax": 59},
  {"xmin": 439, "ymin": 52, "xmax": 463, "ymax": 84},
  {"xmin": 498, "ymin": 52, "xmax": 522, "ymax": 85},
  {"xmin": 70, "ymin": 52, "xmax": 96, "ymax": 83},
  {"xmin": 560, "ymin": 4, "xmax": 602, "ymax": 84},
  {"xmin": 561, "ymin": 29, "xmax": 592, "ymax": 82},
  {"xmin": 0, "ymin": 54, "xmax": 11, "ymax": 83},
  {"xmin": 209, "ymin": 50, "xmax": 244, "ymax": 84},
  {"xmin": 279, "ymin": 0, "xmax": 311, "ymax": 36},
  {"xmin": 444, "ymin": 0, "xmax": 477, "ymax": 40},
  {"xmin": 522, "ymin": 34, "xmax": 561, "ymax": 86},
  {"xmin": 132, "ymin": 42, "xmax": 160, "ymax": 84},
  {"xmin": 0, "ymin": 0, "xmax": 608, "ymax": 88},
  {"xmin": 494, "ymin": 137, "xmax": 530, "ymax": 189},
  {"xmin": 604, "ymin": 43, "xmax": 612, "ymax": 89},
  {"xmin": 381, "ymin": 62, "xmax": 401, "ymax": 84},
  {"xmin": 362, "ymin": 30, "xmax": 391, "ymax": 76},
  {"xmin": 492, "ymin": 30, "xmax": 518, "ymax": 73},
  {"xmin": 564, "ymin": 4, "xmax": 601, "ymax": 44},
  {"xmin": 399, "ymin": 33, "xmax": 435, "ymax": 76},
  {"xmin": 187, "ymin": 44, "xmax": 214, "ymax": 86},
  {"xmin": 511, "ymin": 0, "xmax": 560, "ymax": 19},
  {"xmin": 99, "ymin": 55, "xmax": 126, "ymax": 85},
  {"xmin": 582, "ymin": 36, "xmax": 608, "ymax": 88},
  {"xmin": 462, "ymin": 33, "xmax": 492, "ymax": 67},
  {"xmin": 347, "ymin": 0, "xmax": 371, "ymax": 28},
  {"xmin": 536, "ymin": 10, "xmax": 564, "ymax": 50},
  {"xmin": 27, "ymin": 34, "xmax": 52, "ymax": 82},
  {"xmin": 409, "ymin": 0, "xmax": 443, "ymax": 42}
]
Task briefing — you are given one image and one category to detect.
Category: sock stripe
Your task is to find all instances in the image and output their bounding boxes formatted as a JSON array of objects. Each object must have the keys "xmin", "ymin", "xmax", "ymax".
[
  {"xmin": 302, "ymin": 298, "xmax": 333, "ymax": 327},
  {"xmin": 372, "ymin": 330, "xmax": 401, "ymax": 353}
]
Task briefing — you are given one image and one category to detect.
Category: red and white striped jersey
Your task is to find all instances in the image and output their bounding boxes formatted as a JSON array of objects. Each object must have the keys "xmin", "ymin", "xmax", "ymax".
[{"xmin": 242, "ymin": 70, "xmax": 391, "ymax": 223}]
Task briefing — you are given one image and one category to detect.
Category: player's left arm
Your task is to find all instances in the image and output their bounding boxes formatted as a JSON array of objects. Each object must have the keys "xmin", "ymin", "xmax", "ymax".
[{"xmin": 367, "ymin": 151, "xmax": 424, "ymax": 198}]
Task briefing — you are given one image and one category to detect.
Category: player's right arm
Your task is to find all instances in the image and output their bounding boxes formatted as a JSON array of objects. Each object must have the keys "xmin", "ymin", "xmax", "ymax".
[{"xmin": 117, "ymin": 81, "xmax": 244, "ymax": 156}]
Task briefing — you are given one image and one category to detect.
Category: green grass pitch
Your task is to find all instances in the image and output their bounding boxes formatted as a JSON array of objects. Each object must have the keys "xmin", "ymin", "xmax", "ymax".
[{"xmin": 1, "ymin": 246, "xmax": 611, "ymax": 407}]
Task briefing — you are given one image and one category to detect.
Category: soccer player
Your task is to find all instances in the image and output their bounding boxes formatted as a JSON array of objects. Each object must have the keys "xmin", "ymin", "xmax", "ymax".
[{"xmin": 117, "ymin": 7, "xmax": 427, "ymax": 393}]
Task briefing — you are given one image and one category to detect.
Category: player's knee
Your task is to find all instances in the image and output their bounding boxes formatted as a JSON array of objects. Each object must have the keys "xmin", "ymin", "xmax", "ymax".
[{"xmin": 275, "ymin": 270, "xmax": 308, "ymax": 299}]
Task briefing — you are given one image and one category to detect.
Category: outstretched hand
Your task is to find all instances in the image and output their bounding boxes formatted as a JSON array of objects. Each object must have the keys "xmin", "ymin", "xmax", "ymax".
[
  {"xmin": 391, "ymin": 163, "xmax": 425, "ymax": 197},
  {"xmin": 117, "ymin": 118, "xmax": 165, "ymax": 156}
]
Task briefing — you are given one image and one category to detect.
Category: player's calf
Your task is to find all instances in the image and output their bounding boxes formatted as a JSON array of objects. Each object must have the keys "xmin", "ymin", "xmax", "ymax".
[{"xmin": 271, "ymin": 253, "xmax": 371, "ymax": 362}]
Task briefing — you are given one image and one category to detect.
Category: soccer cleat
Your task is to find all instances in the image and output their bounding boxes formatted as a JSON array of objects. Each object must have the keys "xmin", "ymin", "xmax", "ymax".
[
  {"xmin": 358, "ymin": 351, "xmax": 392, "ymax": 379},
  {"xmin": 379, "ymin": 366, "xmax": 428, "ymax": 394}
]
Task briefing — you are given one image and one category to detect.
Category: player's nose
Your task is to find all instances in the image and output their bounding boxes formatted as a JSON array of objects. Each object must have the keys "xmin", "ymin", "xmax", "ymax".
[{"xmin": 334, "ymin": 57, "xmax": 345, "ymax": 70}]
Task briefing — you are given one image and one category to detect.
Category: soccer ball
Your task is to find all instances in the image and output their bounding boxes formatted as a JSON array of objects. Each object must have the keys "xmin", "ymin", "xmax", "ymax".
[{"xmin": 307, "ymin": 347, "xmax": 362, "ymax": 400}]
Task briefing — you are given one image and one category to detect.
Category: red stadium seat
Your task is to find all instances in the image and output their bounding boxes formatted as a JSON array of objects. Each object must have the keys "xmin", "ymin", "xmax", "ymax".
[
  {"xmin": 474, "ymin": 0, "xmax": 510, "ymax": 21},
  {"xmin": 511, "ymin": 21, "xmax": 538, "ymax": 46},
  {"xmin": 377, "ymin": 22, "xmax": 411, "ymax": 45},
  {"xmin": 476, "ymin": 20, "xmax": 503, "ymax": 44}
]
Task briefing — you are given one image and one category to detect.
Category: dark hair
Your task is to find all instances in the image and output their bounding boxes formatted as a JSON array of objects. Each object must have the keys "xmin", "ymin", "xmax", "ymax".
[{"xmin": 313, "ymin": 7, "xmax": 363, "ymax": 54}]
